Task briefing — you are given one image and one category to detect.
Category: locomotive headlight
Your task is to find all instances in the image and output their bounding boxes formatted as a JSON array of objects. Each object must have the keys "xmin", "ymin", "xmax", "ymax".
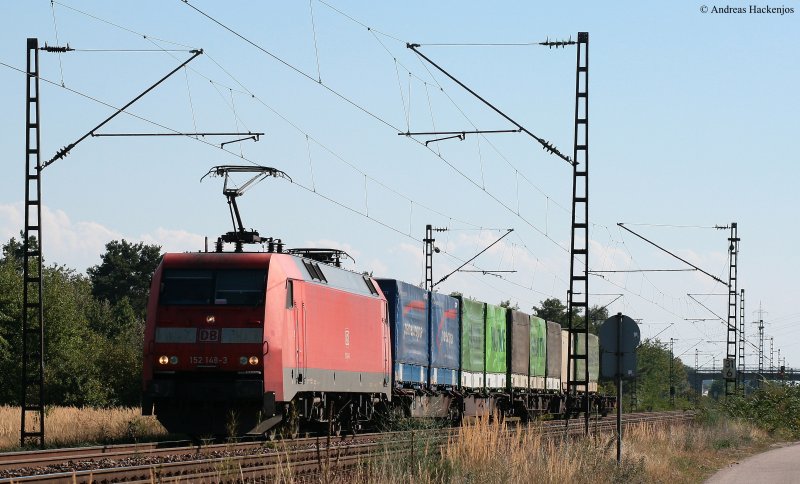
[
  {"xmin": 169, "ymin": 356, "xmax": 179, "ymax": 365},
  {"xmin": 158, "ymin": 355, "xmax": 169, "ymax": 365},
  {"xmin": 239, "ymin": 356, "xmax": 248, "ymax": 365},
  {"xmin": 248, "ymin": 356, "xmax": 259, "ymax": 366}
]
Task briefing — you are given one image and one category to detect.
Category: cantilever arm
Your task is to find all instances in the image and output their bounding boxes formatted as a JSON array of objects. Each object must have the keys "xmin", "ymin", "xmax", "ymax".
[{"xmin": 44, "ymin": 49, "xmax": 204, "ymax": 169}]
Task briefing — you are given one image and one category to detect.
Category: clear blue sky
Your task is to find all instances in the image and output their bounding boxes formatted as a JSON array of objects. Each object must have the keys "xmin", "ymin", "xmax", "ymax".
[{"xmin": 1, "ymin": 1, "xmax": 798, "ymax": 369}]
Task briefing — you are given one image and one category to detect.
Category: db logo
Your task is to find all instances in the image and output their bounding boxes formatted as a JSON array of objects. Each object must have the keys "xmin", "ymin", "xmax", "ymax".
[{"xmin": 199, "ymin": 329, "xmax": 220, "ymax": 342}]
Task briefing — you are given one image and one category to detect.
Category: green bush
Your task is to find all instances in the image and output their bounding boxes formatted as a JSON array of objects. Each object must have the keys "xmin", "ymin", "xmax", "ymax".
[{"xmin": 721, "ymin": 381, "xmax": 800, "ymax": 439}]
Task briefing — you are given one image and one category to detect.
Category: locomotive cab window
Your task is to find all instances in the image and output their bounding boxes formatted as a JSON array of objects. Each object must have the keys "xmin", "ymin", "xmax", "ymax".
[
  {"xmin": 160, "ymin": 270, "xmax": 213, "ymax": 305},
  {"xmin": 160, "ymin": 269, "xmax": 266, "ymax": 306},
  {"xmin": 215, "ymin": 270, "xmax": 266, "ymax": 305}
]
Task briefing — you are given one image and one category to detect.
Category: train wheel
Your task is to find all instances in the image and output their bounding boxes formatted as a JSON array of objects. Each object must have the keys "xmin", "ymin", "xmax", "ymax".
[
  {"xmin": 287, "ymin": 416, "xmax": 300, "ymax": 439},
  {"xmin": 281, "ymin": 403, "xmax": 300, "ymax": 439},
  {"xmin": 324, "ymin": 402, "xmax": 342, "ymax": 437},
  {"xmin": 372, "ymin": 401, "xmax": 393, "ymax": 431},
  {"xmin": 448, "ymin": 400, "xmax": 462, "ymax": 427},
  {"xmin": 344, "ymin": 404, "xmax": 359, "ymax": 435}
]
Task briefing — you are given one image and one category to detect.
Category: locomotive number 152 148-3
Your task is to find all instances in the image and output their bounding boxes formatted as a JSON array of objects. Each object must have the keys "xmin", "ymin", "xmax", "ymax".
[{"xmin": 190, "ymin": 356, "xmax": 228, "ymax": 365}]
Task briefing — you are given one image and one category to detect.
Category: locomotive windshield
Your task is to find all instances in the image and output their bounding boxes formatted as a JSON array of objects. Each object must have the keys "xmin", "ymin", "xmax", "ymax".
[{"xmin": 160, "ymin": 269, "xmax": 266, "ymax": 305}]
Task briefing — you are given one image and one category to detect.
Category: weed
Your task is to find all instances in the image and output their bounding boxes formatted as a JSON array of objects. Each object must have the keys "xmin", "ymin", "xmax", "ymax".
[{"xmin": 0, "ymin": 405, "xmax": 168, "ymax": 450}]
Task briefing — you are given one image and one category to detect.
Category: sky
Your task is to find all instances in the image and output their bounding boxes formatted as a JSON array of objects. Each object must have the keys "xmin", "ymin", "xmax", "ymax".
[{"xmin": 1, "ymin": 1, "xmax": 798, "ymax": 370}]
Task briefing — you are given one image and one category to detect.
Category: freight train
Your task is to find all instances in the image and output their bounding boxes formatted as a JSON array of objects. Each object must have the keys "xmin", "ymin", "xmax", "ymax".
[{"xmin": 142, "ymin": 250, "xmax": 613, "ymax": 436}]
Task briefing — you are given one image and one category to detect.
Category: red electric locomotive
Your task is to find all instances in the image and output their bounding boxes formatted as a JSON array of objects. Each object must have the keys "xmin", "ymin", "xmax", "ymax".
[{"xmin": 142, "ymin": 251, "xmax": 391, "ymax": 436}]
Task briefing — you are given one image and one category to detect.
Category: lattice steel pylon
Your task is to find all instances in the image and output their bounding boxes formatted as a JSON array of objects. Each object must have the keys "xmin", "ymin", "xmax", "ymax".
[
  {"xmin": 758, "ymin": 317, "xmax": 764, "ymax": 375},
  {"xmin": 21, "ymin": 38, "xmax": 45, "ymax": 449},
  {"xmin": 566, "ymin": 32, "xmax": 590, "ymax": 434},
  {"xmin": 424, "ymin": 224, "xmax": 434, "ymax": 291},
  {"xmin": 737, "ymin": 289, "xmax": 745, "ymax": 394},
  {"xmin": 724, "ymin": 223, "xmax": 739, "ymax": 397}
]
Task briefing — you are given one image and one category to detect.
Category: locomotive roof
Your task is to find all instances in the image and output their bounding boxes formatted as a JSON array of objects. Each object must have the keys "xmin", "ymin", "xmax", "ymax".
[{"xmin": 161, "ymin": 252, "xmax": 381, "ymax": 298}]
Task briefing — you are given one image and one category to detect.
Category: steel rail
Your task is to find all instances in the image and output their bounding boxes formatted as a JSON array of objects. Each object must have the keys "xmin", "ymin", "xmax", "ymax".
[{"xmin": 0, "ymin": 411, "xmax": 694, "ymax": 482}]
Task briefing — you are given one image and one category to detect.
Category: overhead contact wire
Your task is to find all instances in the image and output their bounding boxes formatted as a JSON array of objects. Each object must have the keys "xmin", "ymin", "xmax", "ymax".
[
  {"xmin": 184, "ymin": 67, "xmax": 198, "ymax": 135},
  {"xmin": 54, "ymin": 1, "xmax": 195, "ymax": 48},
  {"xmin": 44, "ymin": 2, "xmax": 567, "ymax": 301},
  {"xmin": 308, "ymin": 0, "xmax": 322, "ymax": 83},
  {"xmin": 180, "ymin": 0, "xmax": 402, "ymax": 132},
  {"xmin": 49, "ymin": 0, "xmax": 66, "ymax": 86},
  {"xmin": 316, "ymin": 0, "xmax": 406, "ymax": 43},
  {"xmin": 310, "ymin": 1, "xmax": 576, "ymax": 257},
  {"xmin": 198, "ymin": 51, "xmax": 482, "ymax": 230},
  {"xmin": 8, "ymin": 14, "xmax": 555, "ymax": 303}
]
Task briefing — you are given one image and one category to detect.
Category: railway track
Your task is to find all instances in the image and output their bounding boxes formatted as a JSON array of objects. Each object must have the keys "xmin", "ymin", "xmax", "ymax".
[{"xmin": 0, "ymin": 410, "xmax": 694, "ymax": 483}]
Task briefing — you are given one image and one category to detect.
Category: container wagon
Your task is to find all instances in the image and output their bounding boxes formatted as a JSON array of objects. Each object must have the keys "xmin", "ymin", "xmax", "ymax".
[{"xmin": 376, "ymin": 279, "xmax": 460, "ymax": 420}]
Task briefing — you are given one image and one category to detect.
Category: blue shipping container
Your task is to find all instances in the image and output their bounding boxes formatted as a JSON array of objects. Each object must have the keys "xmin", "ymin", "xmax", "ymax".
[
  {"xmin": 376, "ymin": 279, "xmax": 429, "ymax": 385},
  {"xmin": 430, "ymin": 292, "xmax": 460, "ymax": 386}
]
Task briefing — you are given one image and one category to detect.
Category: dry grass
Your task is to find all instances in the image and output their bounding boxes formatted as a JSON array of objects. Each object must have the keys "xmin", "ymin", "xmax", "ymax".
[
  {"xmin": 623, "ymin": 417, "xmax": 770, "ymax": 483},
  {"xmin": 339, "ymin": 416, "xmax": 771, "ymax": 484},
  {"xmin": 0, "ymin": 407, "xmax": 772, "ymax": 482},
  {"xmin": 0, "ymin": 405, "xmax": 168, "ymax": 450}
]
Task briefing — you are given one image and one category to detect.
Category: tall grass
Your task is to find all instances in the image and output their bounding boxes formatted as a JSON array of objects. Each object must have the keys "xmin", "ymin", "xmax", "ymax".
[
  {"xmin": 0, "ymin": 406, "xmax": 771, "ymax": 482},
  {"xmin": 0, "ymin": 405, "xmax": 168, "ymax": 450},
  {"xmin": 345, "ymin": 415, "xmax": 769, "ymax": 484}
]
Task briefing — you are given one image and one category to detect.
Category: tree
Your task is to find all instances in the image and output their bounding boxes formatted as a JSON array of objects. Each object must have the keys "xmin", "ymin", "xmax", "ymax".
[
  {"xmin": 87, "ymin": 240, "xmax": 162, "ymax": 318},
  {"xmin": 532, "ymin": 298, "xmax": 607, "ymax": 334},
  {"xmin": 0, "ymin": 249, "xmax": 22, "ymax": 404},
  {"xmin": 532, "ymin": 298, "xmax": 571, "ymax": 326},
  {"xmin": 0, "ymin": 236, "xmax": 152, "ymax": 407},
  {"xmin": 586, "ymin": 305, "xmax": 609, "ymax": 334},
  {"xmin": 499, "ymin": 299, "xmax": 519, "ymax": 310},
  {"xmin": 622, "ymin": 339, "xmax": 691, "ymax": 411}
]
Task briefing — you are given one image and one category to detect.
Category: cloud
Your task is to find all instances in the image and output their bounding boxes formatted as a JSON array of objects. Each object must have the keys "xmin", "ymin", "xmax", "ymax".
[
  {"xmin": 139, "ymin": 228, "xmax": 205, "ymax": 254},
  {"xmin": 0, "ymin": 202, "xmax": 204, "ymax": 272}
]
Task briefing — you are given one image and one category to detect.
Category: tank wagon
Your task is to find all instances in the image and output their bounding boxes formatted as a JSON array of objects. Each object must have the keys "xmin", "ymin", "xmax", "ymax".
[{"xmin": 143, "ymin": 255, "xmax": 612, "ymax": 436}]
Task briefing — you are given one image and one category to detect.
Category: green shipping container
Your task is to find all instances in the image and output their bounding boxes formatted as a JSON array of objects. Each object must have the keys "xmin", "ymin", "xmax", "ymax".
[
  {"xmin": 485, "ymin": 304, "xmax": 507, "ymax": 374},
  {"xmin": 460, "ymin": 297, "xmax": 485, "ymax": 373},
  {"xmin": 529, "ymin": 315, "xmax": 547, "ymax": 377}
]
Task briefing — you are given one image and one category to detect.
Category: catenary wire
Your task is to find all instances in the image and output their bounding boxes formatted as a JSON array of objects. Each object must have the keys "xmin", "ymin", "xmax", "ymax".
[
  {"xmin": 49, "ymin": 0, "xmax": 66, "ymax": 86},
  {"xmin": 180, "ymin": 0, "xmax": 403, "ymax": 133},
  {"xmin": 34, "ymin": 2, "xmax": 736, "ymax": 328}
]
